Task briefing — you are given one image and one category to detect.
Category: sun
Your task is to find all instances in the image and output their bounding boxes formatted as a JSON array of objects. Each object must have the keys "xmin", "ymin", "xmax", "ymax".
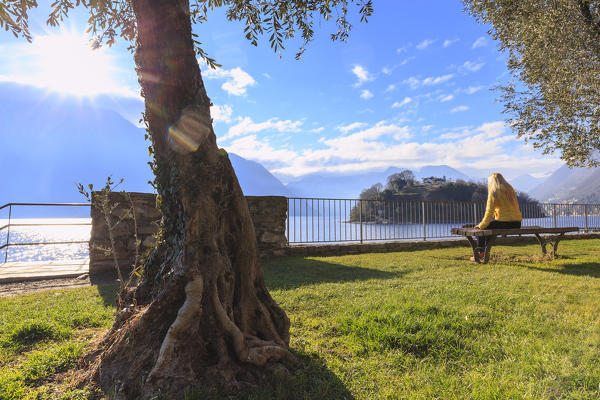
[{"xmin": 29, "ymin": 31, "xmax": 126, "ymax": 97}]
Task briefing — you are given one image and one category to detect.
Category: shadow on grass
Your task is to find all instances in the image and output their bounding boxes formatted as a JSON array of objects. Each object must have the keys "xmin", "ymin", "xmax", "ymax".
[
  {"xmin": 443, "ymin": 244, "xmax": 577, "ymax": 263},
  {"xmin": 92, "ymin": 281, "xmax": 119, "ymax": 308},
  {"xmin": 516, "ymin": 261, "xmax": 600, "ymax": 278},
  {"xmin": 263, "ymin": 257, "xmax": 399, "ymax": 290},
  {"xmin": 185, "ymin": 351, "xmax": 354, "ymax": 400},
  {"xmin": 89, "ymin": 268, "xmax": 131, "ymax": 307}
]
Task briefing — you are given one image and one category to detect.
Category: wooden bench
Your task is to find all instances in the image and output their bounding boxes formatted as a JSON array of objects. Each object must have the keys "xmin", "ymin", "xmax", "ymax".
[{"xmin": 451, "ymin": 226, "xmax": 580, "ymax": 264}]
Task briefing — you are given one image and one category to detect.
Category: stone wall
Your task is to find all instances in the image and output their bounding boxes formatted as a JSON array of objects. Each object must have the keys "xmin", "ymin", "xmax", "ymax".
[
  {"xmin": 246, "ymin": 196, "xmax": 288, "ymax": 257},
  {"xmin": 89, "ymin": 193, "xmax": 288, "ymax": 274}
]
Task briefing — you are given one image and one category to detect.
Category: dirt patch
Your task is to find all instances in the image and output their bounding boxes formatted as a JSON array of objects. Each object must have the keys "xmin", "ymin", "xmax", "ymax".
[{"xmin": 0, "ymin": 272, "xmax": 121, "ymax": 297}]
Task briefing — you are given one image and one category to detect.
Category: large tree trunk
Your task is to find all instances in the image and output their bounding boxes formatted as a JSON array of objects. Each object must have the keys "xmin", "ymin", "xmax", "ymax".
[{"xmin": 81, "ymin": 1, "xmax": 295, "ymax": 397}]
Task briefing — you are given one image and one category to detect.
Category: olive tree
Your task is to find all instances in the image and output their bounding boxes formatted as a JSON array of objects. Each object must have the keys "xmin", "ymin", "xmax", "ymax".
[
  {"xmin": 464, "ymin": 0, "xmax": 600, "ymax": 167},
  {"xmin": 0, "ymin": 0, "xmax": 372, "ymax": 397}
]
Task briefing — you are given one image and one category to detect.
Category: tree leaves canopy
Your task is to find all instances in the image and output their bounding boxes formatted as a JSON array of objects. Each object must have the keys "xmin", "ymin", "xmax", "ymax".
[
  {"xmin": 0, "ymin": 0, "xmax": 373, "ymax": 65},
  {"xmin": 464, "ymin": 0, "xmax": 600, "ymax": 167},
  {"xmin": 386, "ymin": 170, "xmax": 416, "ymax": 192}
]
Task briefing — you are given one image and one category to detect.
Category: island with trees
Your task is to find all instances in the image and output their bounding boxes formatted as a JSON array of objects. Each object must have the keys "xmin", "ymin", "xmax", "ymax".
[{"xmin": 349, "ymin": 170, "xmax": 545, "ymax": 224}]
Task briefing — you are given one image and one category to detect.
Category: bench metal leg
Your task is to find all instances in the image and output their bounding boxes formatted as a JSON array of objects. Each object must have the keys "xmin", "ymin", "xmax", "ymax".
[
  {"xmin": 466, "ymin": 236, "xmax": 481, "ymax": 263},
  {"xmin": 483, "ymin": 235, "xmax": 496, "ymax": 264},
  {"xmin": 466, "ymin": 235, "xmax": 495, "ymax": 264},
  {"xmin": 534, "ymin": 233, "xmax": 565, "ymax": 258}
]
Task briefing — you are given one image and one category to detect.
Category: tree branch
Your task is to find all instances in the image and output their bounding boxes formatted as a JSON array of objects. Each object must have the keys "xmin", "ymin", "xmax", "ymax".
[{"xmin": 579, "ymin": 1, "xmax": 600, "ymax": 39}]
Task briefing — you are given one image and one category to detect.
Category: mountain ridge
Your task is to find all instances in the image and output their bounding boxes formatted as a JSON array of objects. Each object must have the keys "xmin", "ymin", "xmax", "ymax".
[
  {"xmin": 283, "ymin": 165, "xmax": 478, "ymax": 199},
  {"xmin": 0, "ymin": 82, "xmax": 290, "ymax": 207},
  {"xmin": 530, "ymin": 165, "xmax": 600, "ymax": 202}
]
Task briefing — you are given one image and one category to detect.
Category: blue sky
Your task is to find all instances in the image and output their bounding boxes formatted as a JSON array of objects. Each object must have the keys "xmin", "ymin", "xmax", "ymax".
[{"xmin": 0, "ymin": 1, "xmax": 563, "ymax": 183}]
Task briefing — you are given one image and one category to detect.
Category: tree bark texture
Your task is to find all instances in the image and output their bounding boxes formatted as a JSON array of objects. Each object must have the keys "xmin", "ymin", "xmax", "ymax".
[{"xmin": 81, "ymin": 1, "xmax": 295, "ymax": 397}]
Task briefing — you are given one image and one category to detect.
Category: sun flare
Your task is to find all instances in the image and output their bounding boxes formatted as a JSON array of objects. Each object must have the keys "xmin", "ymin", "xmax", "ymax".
[{"xmin": 28, "ymin": 31, "xmax": 126, "ymax": 97}]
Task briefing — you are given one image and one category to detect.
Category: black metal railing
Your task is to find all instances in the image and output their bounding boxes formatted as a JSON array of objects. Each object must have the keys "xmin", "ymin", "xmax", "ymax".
[
  {"xmin": 286, "ymin": 198, "xmax": 600, "ymax": 244},
  {"xmin": 0, "ymin": 203, "xmax": 91, "ymax": 263}
]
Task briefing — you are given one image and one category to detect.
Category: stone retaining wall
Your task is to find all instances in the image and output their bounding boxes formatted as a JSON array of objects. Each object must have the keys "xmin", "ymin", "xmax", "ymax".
[{"xmin": 89, "ymin": 193, "xmax": 288, "ymax": 274}]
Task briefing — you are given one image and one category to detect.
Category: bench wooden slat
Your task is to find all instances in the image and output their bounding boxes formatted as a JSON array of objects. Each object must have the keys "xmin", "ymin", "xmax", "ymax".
[{"xmin": 451, "ymin": 226, "xmax": 579, "ymax": 237}]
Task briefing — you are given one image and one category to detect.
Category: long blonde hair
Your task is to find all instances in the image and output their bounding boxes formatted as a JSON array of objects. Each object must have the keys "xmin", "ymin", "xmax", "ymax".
[{"xmin": 488, "ymin": 172, "xmax": 518, "ymax": 205}]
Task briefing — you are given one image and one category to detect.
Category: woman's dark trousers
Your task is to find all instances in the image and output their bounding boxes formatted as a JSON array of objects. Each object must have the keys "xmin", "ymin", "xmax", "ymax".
[{"xmin": 477, "ymin": 220, "xmax": 522, "ymax": 248}]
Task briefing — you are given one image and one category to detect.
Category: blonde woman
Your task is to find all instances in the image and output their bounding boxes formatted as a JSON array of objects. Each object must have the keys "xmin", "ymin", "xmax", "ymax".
[{"xmin": 472, "ymin": 172, "xmax": 523, "ymax": 261}]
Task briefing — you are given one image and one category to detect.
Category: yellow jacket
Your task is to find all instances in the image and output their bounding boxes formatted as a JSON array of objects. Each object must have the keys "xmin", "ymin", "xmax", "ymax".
[{"xmin": 477, "ymin": 188, "xmax": 522, "ymax": 229}]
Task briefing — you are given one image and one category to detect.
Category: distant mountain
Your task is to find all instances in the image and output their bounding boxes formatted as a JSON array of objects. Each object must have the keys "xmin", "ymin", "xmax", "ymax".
[
  {"xmin": 229, "ymin": 154, "xmax": 292, "ymax": 197},
  {"xmin": 530, "ymin": 165, "xmax": 600, "ymax": 202},
  {"xmin": 511, "ymin": 174, "xmax": 546, "ymax": 194},
  {"xmin": 417, "ymin": 165, "xmax": 472, "ymax": 181},
  {"xmin": 284, "ymin": 165, "xmax": 477, "ymax": 199},
  {"xmin": 0, "ymin": 82, "xmax": 154, "ymax": 208},
  {"xmin": 0, "ymin": 82, "xmax": 292, "ymax": 211}
]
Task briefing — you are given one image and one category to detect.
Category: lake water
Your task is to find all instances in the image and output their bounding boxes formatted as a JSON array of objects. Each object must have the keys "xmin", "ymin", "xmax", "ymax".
[
  {"xmin": 286, "ymin": 215, "xmax": 600, "ymax": 244},
  {"xmin": 1, "ymin": 214, "xmax": 598, "ymax": 263},
  {"xmin": 0, "ymin": 218, "xmax": 91, "ymax": 263}
]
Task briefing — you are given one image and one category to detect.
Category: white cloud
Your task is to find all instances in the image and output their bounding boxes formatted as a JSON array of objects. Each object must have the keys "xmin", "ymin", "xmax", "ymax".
[
  {"xmin": 203, "ymin": 66, "xmax": 256, "ymax": 96},
  {"xmin": 405, "ymin": 74, "xmax": 454, "ymax": 89},
  {"xmin": 337, "ymin": 122, "xmax": 368, "ymax": 133},
  {"xmin": 360, "ymin": 89, "xmax": 374, "ymax": 99},
  {"xmin": 351, "ymin": 64, "xmax": 375, "ymax": 87},
  {"xmin": 222, "ymin": 116, "xmax": 302, "ymax": 140},
  {"xmin": 309, "ymin": 126, "xmax": 325, "ymax": 133},
  {"xmin": 385, "ymin": 84, "xmax": 396, "ymax": 93},
  {"xmin": 478, "ymin": 121, "xmax": 506, "ymax": 138},
  {"xmin": 226, "ymin": 134, "xmax": 297, "ymax": 164},
  {"xmin": 465, "ymin": 85, "xmax": 484, "ymax": 94},
  {"xmin": 396, "ymin": 44, "xmax": 411, "ymax": 53},
  {"xmin": 210, "ymin": 104, "xmax": 233, "ymax": 124},
  {"xmin": 439, "ymin": 94, "xmax": 454, "ymax": 102},
  {"xmin": 403, "ymin": 77, "xmax": 421, "ymax": 90},
  {"xmin": 422, "ymin": 74, "xmax": 454, "ymax": 86},
  {"xmin": 451, "ymin": 105, "xmax": 469, "ymax": 113},
  {"xmin": 262, "ymin": 72, "xmax": 272, "ymax": 79},
  {"xmin": 416, "ymin": 39, "xmax": 437, "ymax": 50},
  {"xmin": 462, "ymin": 60, "xmax": 485, "ymax": 72},
  {"xmin": 400, "ymin": 56, "xmax": 415, "ymax": 66},
  {"xmin": 392, "ymin": 97, "xmax": 412, "ymax": 108},
  {"xmin": 382, "ymin": 66, "xmax": 393, "ymax": 75},
  {"xmin": 443, "ymin": 39, "xmax": 459, "ymax": 47},
  {"xmin": 226, "ymin": 120, "xmax": 560, "ymax": 179},
  {"xmin": 440, "ymin": 122, "xmax": 505, "ymax": 140},
  {"xmin": 272, "ymin": 121, "xmax": 510, "ymax": 176},
  {"xmin": 472, "ymin": 36, "xmax": 488, "ymax": 49}
]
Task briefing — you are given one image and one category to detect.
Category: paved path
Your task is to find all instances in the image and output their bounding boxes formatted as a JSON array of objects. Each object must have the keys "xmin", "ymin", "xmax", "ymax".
[{"xmin": 0, "ymin": 259, "xmax": 89, "ymax": 283}]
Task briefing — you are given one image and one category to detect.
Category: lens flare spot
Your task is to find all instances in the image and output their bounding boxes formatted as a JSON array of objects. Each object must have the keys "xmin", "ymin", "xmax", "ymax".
[{"xmin": 168, "ymin": 106, "xmax": 212, "ymax": 153}]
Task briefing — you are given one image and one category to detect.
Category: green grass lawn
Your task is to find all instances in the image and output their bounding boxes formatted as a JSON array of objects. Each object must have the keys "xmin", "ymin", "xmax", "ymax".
[{"xmin": 1, "ymin": 239, "xmax": 600, "ymax": 399}]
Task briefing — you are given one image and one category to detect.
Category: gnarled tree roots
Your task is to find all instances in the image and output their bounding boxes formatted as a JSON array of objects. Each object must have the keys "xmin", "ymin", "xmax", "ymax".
[{"xmin": 81, "ymin": 266, "xmax": 295, "ymax": 399}]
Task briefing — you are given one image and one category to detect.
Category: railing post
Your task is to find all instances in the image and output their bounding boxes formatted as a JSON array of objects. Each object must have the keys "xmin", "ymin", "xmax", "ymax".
[
  {"xmin": 422, "ymin": 201, "xmax": 426, "ymax": 241},
  {"xmin": 4, "ymin": 204, "xmax": 11, "ymax": 263},
  {"xmin": 584, "ymin": 204, "xmax": 589, "ymax": 233},
  {"xmin": 473, "ymin": 202, "xmax": 478, "ymax": 225},
  {"xmin": 553, "ymin": 204, "xmax": 557, "ymax": 228},
  {"xmin": 286, "ymin": 198, "xmax": 290, "ymax": 245},
  {"xmin": 359, "ymin": 200, "xmax": 363, "ymax": 244}
]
